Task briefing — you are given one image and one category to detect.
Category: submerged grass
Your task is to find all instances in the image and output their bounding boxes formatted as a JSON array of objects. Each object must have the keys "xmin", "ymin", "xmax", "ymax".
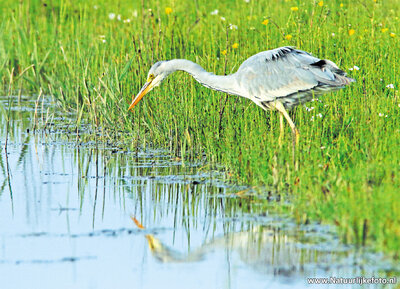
[{"xmin": 1, "ymin": 0, "xmax": 399, "ymax": 255}]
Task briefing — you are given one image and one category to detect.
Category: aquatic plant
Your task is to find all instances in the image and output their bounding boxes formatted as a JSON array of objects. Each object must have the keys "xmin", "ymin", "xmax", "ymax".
[{"xmin": 1, "ymin": 0, "xmax": 399, "ymax": 255}]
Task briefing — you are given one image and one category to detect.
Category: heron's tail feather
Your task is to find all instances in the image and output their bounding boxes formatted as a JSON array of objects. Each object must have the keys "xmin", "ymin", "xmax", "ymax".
[{"xmin": 310, "ymin": 59, "xmax": 355, "ymax": 87}]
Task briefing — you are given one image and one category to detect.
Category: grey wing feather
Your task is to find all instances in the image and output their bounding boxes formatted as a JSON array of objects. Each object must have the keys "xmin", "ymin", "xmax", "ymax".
[{"xmin": 235, "ymin": 46, "xmax": 354, "ymax": 109}]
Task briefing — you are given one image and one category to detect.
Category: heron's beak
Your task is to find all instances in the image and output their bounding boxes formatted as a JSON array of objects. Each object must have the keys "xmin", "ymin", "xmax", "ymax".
[{"xmin": 128, "ymin": 80, "xmax": 153, "ymax": 111}]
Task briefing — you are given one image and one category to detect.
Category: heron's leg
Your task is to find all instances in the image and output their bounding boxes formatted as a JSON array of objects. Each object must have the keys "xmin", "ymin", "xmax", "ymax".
[
  {"xmin": 273, "ymin": 101, "xmax": 300, "ymax": 170},
  {"xmin": 278, "ymin": 113, "xmax": 284, "ymax": 146},
  {"xmin": 274, "ymin": 101, "xmax": 300, "ymax": 145}
]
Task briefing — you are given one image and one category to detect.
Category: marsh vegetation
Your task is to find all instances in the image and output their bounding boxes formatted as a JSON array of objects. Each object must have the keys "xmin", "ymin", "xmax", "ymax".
[{"xmin": 1, "ymin": 0, "xmax": 399, "ymax": 260}]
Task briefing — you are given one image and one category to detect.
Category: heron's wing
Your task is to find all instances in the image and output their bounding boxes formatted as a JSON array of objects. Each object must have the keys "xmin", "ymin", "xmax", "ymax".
[{"xmin": 235, "ymin": 47, "xmax": 353, "ymax": 109}]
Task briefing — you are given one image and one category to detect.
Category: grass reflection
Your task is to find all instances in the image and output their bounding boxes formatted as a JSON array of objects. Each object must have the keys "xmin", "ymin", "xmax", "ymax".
[{"xmin": 0, "ymin": 95, "xmax": 398, "ymax": 286}]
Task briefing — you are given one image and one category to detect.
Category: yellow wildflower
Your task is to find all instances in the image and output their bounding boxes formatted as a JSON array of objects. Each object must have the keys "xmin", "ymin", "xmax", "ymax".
[
  {"xmin": 318, "ymin": 1, "xmax": 323, "ymax": 7},
  {"xmin": 381, "ymin": 28, "xmax": 388, "ymax": 33},
  {"xmin": 221, "ymin": 50, "xmax": 227, "ymax": 56},
  {"xmin": 165, "ymin": 7, "xmax": 172, "ymax": 15},
  {"xmin": 232, "ymin": 43, "xmax": 239, "ymax": 49},
  {"xmin": 291, "ymin": 7, "xmax": 299, "ymax": 11},
  {"xmin": 340, "ymin": 3, "xmax": 344, "ymax": 7},
  {"xmin": 285, "ymin": 34, "xmax": 293, "ymax": 40},
  {"xmin": 390, "ymin": 33, "xmax": 396, "ymax": 38},
  {"xmin": 262, "ymin": 19, "xmax": 269, "ymax": 25},
  {"xmin": 348, "ymin": 29, "xmax": 355, "ymax": 36}
]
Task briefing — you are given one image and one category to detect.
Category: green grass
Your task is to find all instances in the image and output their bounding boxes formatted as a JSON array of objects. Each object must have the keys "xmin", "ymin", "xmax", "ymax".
[{"xmin": 1, "ymin": 0, "xmax": 399, "ymax": 256}]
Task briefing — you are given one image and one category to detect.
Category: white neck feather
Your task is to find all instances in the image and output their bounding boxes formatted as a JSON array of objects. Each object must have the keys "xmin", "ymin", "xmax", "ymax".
[{"xmin": 164, "ymin": 59, "xmax": 242, "ymax": 96}]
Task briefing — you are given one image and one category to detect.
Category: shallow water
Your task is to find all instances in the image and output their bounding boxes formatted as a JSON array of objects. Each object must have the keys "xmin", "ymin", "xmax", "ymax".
[{"xmin": 0, "ymin": 95, "xmax": 398, "ymax": 289}]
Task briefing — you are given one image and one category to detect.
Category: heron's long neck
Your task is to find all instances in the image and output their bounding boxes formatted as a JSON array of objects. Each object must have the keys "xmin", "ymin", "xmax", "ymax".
[{"xmin": 165, "ymin": 59, "xmax": 241, "ymax": 96}]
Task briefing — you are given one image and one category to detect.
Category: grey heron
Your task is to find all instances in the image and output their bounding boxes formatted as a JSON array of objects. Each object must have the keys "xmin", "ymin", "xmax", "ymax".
[{"xmin": 129, "ymin": 46, "xmax": 354, "ymax": 145}]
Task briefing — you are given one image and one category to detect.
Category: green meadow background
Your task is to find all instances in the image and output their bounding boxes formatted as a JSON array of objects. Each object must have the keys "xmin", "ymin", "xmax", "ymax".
[{"xmin": 1, "ymin": 0, "xmax": 399, "ymax": 256}]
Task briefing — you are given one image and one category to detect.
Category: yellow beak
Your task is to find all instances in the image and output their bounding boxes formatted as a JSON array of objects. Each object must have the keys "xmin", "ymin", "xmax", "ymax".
[{"xmin": 128, "ymin": 81, "xmax": 153, "ymax": 111}]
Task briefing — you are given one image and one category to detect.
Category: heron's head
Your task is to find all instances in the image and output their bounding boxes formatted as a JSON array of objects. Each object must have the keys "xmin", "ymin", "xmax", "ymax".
[{"xmin": 128, "ymin": 61, "xmax": 172, "ymax": 110}]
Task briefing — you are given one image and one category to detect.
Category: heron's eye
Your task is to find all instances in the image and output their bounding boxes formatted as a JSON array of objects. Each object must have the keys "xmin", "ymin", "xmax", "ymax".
[{"xmin": 147, "ymin": 74, "xmax": 155, "ymax": 82}]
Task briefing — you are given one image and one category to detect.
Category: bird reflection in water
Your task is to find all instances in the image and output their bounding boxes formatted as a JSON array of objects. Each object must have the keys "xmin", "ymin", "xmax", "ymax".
[{"xmin": 131, "ymin": 216, "xmax": 352, "ymax": 278}]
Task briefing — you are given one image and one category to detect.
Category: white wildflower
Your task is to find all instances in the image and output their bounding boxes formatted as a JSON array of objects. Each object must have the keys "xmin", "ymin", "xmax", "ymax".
[
  {"xmin": 102, "ymin": 39, "xmax": 106, "ymax": 43},
  {"xmin": 244, "ymin": 0, "xmax": 250, "ymax": 2},
  {"xmin": 108, "ymin": 13, "xmax": 116, "ymax": 20},
  {"xmin": 229, "ymin": 24, "xmax": 238, "ymax": 30},
  {"xmin": 305, "ymin": 106, "xmax": 315, "ymax": 112},
  {"xmin": 220, "ymin": 16, "xmax": 226, "ymax": 21},
  {"xmin": 349, "ymin": 65, "xmax": 360, "ymax": 71},
  {"xmin": 123, "ymin": 19, "xmax": 131, "ymax": 23},
  {"xmin": 133, "ymin": 10, "xmax": 138, "ymax": 17},
  {"xmin": 117, "ymin": 14, "xmax": 121, "ymax": 21},
  {"xmin": 210, "ymin": 9, "xmax": 219, "ymax": 15},
  {"xmin": 386, "ymin": 84, "xmax": 394, "ymax": 89},
  {"xmin": 331, "ymin": 33, "xmax": 335, "ymax": 37},
  {"xmin": 317, "ymin": 113, "xmax": 323, "ymax": 118}
]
